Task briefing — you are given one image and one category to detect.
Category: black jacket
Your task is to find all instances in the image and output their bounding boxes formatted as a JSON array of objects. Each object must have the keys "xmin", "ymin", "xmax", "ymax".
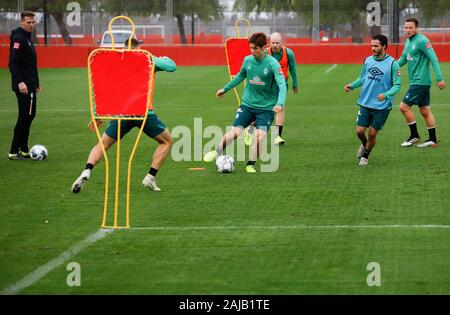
[{"xmin": 9, "ymin": 27, "xmax": 39, "ymax": 92}]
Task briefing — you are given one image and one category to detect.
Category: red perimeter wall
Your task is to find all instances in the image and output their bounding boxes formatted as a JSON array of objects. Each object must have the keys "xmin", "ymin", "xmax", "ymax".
[{"xmin": 1, "ymin": 44, "xmax": 450, "ymax": 68}]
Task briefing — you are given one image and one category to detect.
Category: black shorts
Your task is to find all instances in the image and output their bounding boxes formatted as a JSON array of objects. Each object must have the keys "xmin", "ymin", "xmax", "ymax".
[{"xmin": 402, "ymin": 85, "xmax": 431, "ymax": 107}]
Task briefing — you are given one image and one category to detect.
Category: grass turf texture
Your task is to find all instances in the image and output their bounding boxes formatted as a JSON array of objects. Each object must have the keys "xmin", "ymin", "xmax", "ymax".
[{"xmin": 0, "ymin": 64, "xmax": 449, "ymax": 294}]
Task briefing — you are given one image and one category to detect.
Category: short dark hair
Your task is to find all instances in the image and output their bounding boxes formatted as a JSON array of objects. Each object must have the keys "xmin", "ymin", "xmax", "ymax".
[
  {"xmin": 372, "ymin": 34, "xmax": 388, "ymax": 49},
  {"xmin": 406, "ymin": 18, "xmax": 419, "ymax": 27},
  {"xmin": 20, "ymin": 11, "xmax": 35, "ymax": 20},
  {"xmin": 249, "ymin": 32, "xmax": 267, "ymax": 48},
  {"xmin": 124, "ymin": 38, "xmax": 140, "ymax": 49}
]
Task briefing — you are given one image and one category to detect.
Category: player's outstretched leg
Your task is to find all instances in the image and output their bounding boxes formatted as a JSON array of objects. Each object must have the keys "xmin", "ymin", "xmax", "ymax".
[{"xmin": 71, "ymin": 133, "xmax": 116, "ymax": 193}]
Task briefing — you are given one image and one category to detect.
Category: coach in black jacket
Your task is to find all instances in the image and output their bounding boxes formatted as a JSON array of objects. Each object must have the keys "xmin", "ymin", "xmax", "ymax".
[{"xmin": 8, "ymin": 10, "xmax": 40, "ymax": 160}]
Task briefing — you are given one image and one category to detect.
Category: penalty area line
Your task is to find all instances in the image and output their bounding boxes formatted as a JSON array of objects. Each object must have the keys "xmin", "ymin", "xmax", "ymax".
[
  {"xmin": 0, "ymin": 229, "xmax": 113, "ymax": 295},
  {"xmin": 128, "ymin": 224, "xmax": 450, "ymax": 231}
]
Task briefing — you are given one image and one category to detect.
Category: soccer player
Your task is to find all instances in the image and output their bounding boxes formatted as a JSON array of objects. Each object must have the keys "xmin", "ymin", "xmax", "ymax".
[
  {"xmin": 345, "ymin": 34, "xmax": 401, "ymax": 166},
  {"xmin": 8, "ymin": 11, "xmax": 40, "ymax": 160},
  {"xmin": 398, "ymin": 18, "xmax": 445, "ymax": 148},
  {"xmin": 245, "ymin": 32, "xmax": 299, "ymax": 146},
  {"xmin": 203, "ymin": 32, "xmax": 287, "ymax": 173},
  {"xmin": 71, "ymin": 38, "xmax": 175, "ymax": 192}
]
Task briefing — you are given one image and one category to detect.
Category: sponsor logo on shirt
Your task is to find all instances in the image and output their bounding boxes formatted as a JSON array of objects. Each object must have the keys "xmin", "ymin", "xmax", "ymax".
[
  {"xmin": 249, "ymin": 76, "xmax": 266, "ymax": 86},
  {"xmin": 398, "ymin": 70, "xmax": 401, "ymax": 76},
  {"xmin": 13, "ymin": 42, "xmax": 20, "ymax": 49},
  {"xmin": 278, "ymin": 68, "xmax": 283, "ymax": 75}
]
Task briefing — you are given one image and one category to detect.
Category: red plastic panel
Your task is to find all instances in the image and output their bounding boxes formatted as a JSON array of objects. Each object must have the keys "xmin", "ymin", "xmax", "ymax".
[
  {"xmin": 225, "ymin": 37, "xmax": 251, "ymax": 76},
  {"xmin": 89, "ymin": 50, "xmax": 153, "ymax": 117}
]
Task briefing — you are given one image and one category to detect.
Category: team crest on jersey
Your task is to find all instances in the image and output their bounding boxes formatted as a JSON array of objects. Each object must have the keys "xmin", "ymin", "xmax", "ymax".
[
  {"xmin": 247, "ymin": 65, "xmax": 252, "ymax": 70},
  {"xmin": 407, "ymin": 53, "xmax": 413, "ymax": 61},
  {"xmin": 426, "ymin": 42, "xmax": 432, "ymax": 49},
  {"xmin": 263, "ymin": 68, "xmax": 268, "ymax": 75},
  {"xmin": 13, "ymin": 42, "xmax": 20, "ymax": 49},
  {"xmin": 412, "ymin": 44, "xmax": 416, "ymax": 50}
]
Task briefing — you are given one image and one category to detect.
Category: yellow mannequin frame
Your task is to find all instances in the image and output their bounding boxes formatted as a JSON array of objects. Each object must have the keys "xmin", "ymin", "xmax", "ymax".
[
  {"xmin": 87, "ymin": 16, "xmax": 155, "ymax": 229},
  {"xmin": 224, "ymin": 18, "xmax": 252, "ymax": 106}
]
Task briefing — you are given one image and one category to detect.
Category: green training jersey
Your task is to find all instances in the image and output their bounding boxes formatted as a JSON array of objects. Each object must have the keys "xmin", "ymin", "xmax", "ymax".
[
  {"xmin": 267, "ymin": 47, "xmax": 299, "ymax": 89},
  {"xmin": 223, "ymin": 52, "xmax": 287, "ymax": 110},
  {"xmin": 398, "ymin": 33, "xmax": 443, "ymax": 86}
]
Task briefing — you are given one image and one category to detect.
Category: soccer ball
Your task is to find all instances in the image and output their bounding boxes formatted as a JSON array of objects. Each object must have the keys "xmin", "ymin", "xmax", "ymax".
[
  {"xmin": 30, "ymin": 144, "xmax": 48, "ymax": 160},
  {"xmin": 216, "ymin": 155, "xmax": 234, "ymax": 173}
]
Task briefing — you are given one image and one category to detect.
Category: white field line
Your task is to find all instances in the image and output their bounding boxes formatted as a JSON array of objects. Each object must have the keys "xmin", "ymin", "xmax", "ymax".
[
  {"xmin": 128, "ymin": 224, "xmax": 450, "ymax": 231},
  {"xmin": 0, "ymin": 229, "xmax": 113, "ymax": 295},
  {"xmin": 325, "ymin": 64, "xmax": 338, "ymax": 73},
  {"xmin": 0, "ymin": 104, "xmax": 449, "ymax": 113}
]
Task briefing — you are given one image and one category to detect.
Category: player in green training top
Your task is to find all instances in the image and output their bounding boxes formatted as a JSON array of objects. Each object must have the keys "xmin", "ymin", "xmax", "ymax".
[
  {"xmin": 245, "ymin": 32, "xmax": 299, "ymax": 146},
  {"xmin": 203, "ymin": 32, "xmax": 287, "ymax": 173},
  {"xmin": 398, "ymin": 18, "xmax": 446, "ymax": 148}
]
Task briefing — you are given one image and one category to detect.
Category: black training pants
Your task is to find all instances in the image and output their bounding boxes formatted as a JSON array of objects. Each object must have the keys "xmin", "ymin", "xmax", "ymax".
[{"xmin": 10, "ymin": 89, "xmax": 37, "ymax": 154}]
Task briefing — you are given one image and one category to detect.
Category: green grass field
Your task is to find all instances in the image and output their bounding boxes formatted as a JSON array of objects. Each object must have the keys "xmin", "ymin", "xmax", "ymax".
[{"xmin": 0, "ymin": 63, "xmax": 450, "ymax": 294}]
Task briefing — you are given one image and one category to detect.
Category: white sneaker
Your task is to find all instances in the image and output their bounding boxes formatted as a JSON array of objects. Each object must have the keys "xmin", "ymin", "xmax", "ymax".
[
  {"xmin": 358, "ymin": 157, "xmax": 369, "ymax": 166},
  {"xmin": 142, "ymin": 174, "xmax": 161, "ymax": 192},
  {"xmin": 203, "ymin": 150, "xmax": 218, "ymax": 162},
  {"xmin": 417, "ymin": 140, "xmax": 438, "ymax": 148},
  {"xmin": 71, "ymin": 169, "xmax": 91, "ymax": 193},
  {"xmin": 357, "ymin": 145, "xmax": 365, "ymax": 159},
  {"xmin": 401, "ymin": 137, "xmax": 420, "ymax": 147}
]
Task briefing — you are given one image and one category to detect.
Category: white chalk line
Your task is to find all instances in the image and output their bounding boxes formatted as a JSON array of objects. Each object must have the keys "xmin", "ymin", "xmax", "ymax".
[
  {"xmin": 325, "ymin": 64, "xmax": 338, "ymax": 73},
  {"xmin": 0, "ymin": 228, "xmax": 113, "ymax": 295},
  {"xmin": 128, "ymin": 224, "xmax": 450, "ymax": 231}
]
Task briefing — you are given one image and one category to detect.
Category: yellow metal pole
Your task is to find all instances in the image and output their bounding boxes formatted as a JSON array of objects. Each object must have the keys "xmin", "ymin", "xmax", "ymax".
[
  {"xmin": 114, "ymin": 119, "xmax": 121, "ymax": 228},
  {"xmin": 126, "ymin": 52, "xmax": 155, "ymax": 228},
  {"xmin": 87, "ymin": 50, "xmax": 110, "ymax": 229}
]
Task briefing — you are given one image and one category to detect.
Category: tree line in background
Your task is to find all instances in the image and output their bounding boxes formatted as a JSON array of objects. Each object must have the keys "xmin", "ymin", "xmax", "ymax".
[{"xmin": 0, "ymin": 0, "xmax": 448, "ymax": 44}]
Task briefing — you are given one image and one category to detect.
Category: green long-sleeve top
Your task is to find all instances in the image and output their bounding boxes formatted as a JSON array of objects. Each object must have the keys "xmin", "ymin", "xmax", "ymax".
[
  {"xmin": 223, "ymin": 52, "xmax": 287, "ymax": 109},
  {"xmin": 398, "ymin": 33, "xmax": 443, "ymax": 86}
]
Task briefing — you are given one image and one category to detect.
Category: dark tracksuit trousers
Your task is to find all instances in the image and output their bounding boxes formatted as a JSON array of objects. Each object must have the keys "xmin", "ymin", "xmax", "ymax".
[{"xmin": 10, "ymin": 89, "xmax": 36, "ymax": 154}]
